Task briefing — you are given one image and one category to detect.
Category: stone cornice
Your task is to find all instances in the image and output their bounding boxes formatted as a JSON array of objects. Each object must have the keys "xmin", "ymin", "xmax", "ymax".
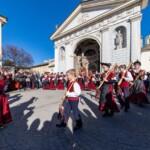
[
  {"xmin": 141, "ymin": 0, "xmax": 149, "ymax": 9},
  {"xmin": 80, "ymin": 0, "xmax": 129, "ymax": 9},
  {"xmin": 50, "ymin": 0, "xmax": 143, "ymax": 41},
  {"xmin": 129, "ymin": 13, "xmax": 142, "ymax": 22}
]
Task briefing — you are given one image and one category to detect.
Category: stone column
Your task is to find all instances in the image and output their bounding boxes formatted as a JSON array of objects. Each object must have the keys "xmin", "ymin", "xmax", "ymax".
[
  {"xmin": 101, "ymin": 28, "xmax": 110, "ymax": 63},
  {"xmin": 65, "ymin": 42, "xmax": 74, "ymax": 72},
  {"xmin": 130, "ymin": 14, "xmax": 142, "ymax": 62},
  {"xmin": 54, "ymin": 46, "xmax": 59, "ymax": 73},
  {"xmin": 0, "ymin": 21, "xmax": 2, "ymax": 68}
]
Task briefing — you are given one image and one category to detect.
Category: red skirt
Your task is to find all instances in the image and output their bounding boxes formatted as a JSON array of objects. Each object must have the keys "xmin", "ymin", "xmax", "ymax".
[
  {"xmin": 78, "ymin": 79, "xmax": 85, "ymax": 91},
  {"xmin": 0, "ymin": 95, "xmax": 12, "ymax": 126},
  {"xmin": 49, "ymin": 81, "xmax": 56, "ymax": 90},
  {"xmin": 88, "ymin": 81, "xmax": 96, "ymax": 91},
  {"xmin": 99, "ymin": 85, "xmax": 119, "ymax": 112},
  {"xmin": 56, "ymin": 81, "xmax": 64, "ymax": 90},
  {"xmin": 130, "ymin": 84, "xmax": 149, "ymax": 104},
  {"xmin": 42, "ymin": 86, "xmax": 49, "ymax": 90}
]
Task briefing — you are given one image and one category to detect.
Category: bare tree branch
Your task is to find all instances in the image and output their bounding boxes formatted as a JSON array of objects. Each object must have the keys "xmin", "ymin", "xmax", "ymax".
[{"xmin": 2, "ymin": 45, "xmax": 34, "ymax": 68}]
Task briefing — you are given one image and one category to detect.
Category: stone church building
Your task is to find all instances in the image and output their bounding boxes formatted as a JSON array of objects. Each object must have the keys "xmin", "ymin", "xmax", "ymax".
[
  {"xmin": 51, "ymin": 0, "xmax": 149, "ymax": 73},
  {"xmin": 0, "ymin": 15, "xmax": 7, "ymax": 68}
]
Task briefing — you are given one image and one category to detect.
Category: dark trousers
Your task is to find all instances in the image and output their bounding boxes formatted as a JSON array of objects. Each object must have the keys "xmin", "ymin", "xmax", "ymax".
[
  {"xmin": 26, "ymin": 82, "xmax": 30, "ymax": 88},
  {"xmin": 64, "ymin": 100, "xmax": 80, "ymax": 122},
  {"xmin": 117, "ymin": 88, "xmax": 130, "ymax": 109}
]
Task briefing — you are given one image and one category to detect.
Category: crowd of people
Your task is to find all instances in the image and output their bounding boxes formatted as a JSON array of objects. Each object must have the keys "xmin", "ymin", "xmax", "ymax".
[{"xmin": 0, "ymin": 59, "xmax": 150, "ymax": 130}]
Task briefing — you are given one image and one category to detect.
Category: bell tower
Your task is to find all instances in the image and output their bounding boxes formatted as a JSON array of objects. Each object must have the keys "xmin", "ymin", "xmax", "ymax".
[{"xmin": 146, "ymin": 35, "xmax": 150, "ymax": 45}]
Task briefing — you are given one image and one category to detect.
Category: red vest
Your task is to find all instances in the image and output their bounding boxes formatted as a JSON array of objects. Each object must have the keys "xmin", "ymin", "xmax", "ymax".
[
  {"xmin": 130, "ymin": 69, "xmax": 145, "ymax": 80},
  {"xmin": 67, "ymin": 81, "xmax": 79, "ymax": 101},
  {"xmin": 101, "ymin": 71, "xmax": 116, "ymax": 81},
  {"xmin": 119, "ymin": 72, "xmax": 130, "ymax": 88}
]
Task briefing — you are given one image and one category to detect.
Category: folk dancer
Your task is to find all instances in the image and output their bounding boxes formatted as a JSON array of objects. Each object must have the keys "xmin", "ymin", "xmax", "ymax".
[
  {"xmin": 56, "ymin": 69, "xmax": 82, "ymax": 131},
  {"xmin": 99, "ymin": 62, "xmax": 120, "ymax": 117},
  {"xmin": 0, "ymin": 75, "xmax": 12, "ymax": 128},
  {"xmin": 117, "ymin": 65, "xmax": 133, "ymax": 112},
  {"xmin": 130, "ymin": 60, "xmax": 149, "ymax": 105}
]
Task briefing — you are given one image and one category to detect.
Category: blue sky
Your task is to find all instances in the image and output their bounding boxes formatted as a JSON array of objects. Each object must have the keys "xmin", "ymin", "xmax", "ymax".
[{"xmin": 0, "ymin": 0, "xmax": 150, "ymax": 65}]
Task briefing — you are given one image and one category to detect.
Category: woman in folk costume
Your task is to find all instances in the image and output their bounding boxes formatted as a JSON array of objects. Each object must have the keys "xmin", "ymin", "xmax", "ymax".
[
  {"xmin": 87, "ymin": 71, "xmax": 96, "ymax": 91},
  {"xmin": 78, "ymin": 71, "xmax": 85, "ymax": 91},
  {"xmin": 130, "ymin": 60, "xmax": 149, "ymax": 105},
  {"xmin": 42, "ymin": 73, "xmax": 49, "ymax": 90},
  {"xmin": 116, "ymin": 65, "xmax": 133, "ymax": 112},
  {"xmin": 56, "ymin": 72, "xmax": 65, "ymax": 90},
  {"xmin": 99, "ymin": 62, "xmax": 119, "ymax": 117},
  {"xmin": 48, "ymin": 73, "xmax": 56, "ymax": 90},
  {"xmin": 95, "ymin": 72, "xmax": 101, "ymax": 100},
  {"xmin": 79, "ymin": 65, "xmax": 88, "ymax": 89},
  {"xmin": 0, "ymin": 75, "xmax": 12, "ymax": 128}
]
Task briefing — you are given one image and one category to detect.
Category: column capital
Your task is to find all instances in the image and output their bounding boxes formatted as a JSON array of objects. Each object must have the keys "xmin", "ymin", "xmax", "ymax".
[{"xmin": 130, "ymin": 14, "xmax": 142, "ymax": 22}]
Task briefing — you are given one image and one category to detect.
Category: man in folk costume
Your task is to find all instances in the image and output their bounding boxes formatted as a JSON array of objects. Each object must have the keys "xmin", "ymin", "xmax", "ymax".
[
  {"xmin": 99, "ymin": 62, "xmax": 119, "ymax": 117},
  {"xmin": 87, "ymin": 70, "xmax": 96, "ymax": 91},
  {"xmin": 56, "ymin": 69, "xmax": 82, "ymax": 131},
  {"xmin": 0, "ymin": 75, "xmax": 12, "ymax": 128},
  {"xmin": 117, "ymin": 65, "xmax": 133, "ymax": 112},
  {"xmin": 130, "ymin": 60, "xmax": 149, "ymax": 105}
]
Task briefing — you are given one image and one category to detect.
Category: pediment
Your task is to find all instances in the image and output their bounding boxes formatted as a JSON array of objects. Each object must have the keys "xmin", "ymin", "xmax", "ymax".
[
  {"xmin": 62, "ymin": 4, "xmax": 116, "ymax": 33},
  {"xmin": 50, "ymin": 0, "xmax": 133, "ymax": 40}
]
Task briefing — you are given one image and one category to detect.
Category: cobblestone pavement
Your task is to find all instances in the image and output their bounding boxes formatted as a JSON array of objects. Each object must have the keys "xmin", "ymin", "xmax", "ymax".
[{"xmin": 0, "ymin": 89, "xmax": 150, "ymax": 150}]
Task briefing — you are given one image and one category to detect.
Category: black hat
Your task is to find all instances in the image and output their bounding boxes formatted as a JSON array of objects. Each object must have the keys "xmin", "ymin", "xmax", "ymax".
[
  {"xmin": 100, "ymin": 62, "xmax": 111, "ymax": 68},
  {"xmin": 134, "ymin": 60, "xmax": 141, "ymax": 66}
]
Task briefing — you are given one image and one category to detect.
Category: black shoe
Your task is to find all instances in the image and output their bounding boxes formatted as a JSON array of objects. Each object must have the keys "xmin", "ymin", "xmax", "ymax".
[
  {"xmin": 109, "ymin": 111, "xmax": 114, "ymax": 117},
  {"xmin": 124, "ymin": 104, "xmax": 129, "ymax": 112},
  {"xmin": 139, "ymin": 102, "xmax": 143, "ymax": 107},
  {"xmin": 102, "ymin": 111, "xmax": 109, "ymax": 117},
  {"xmin": 73, "ymin": 119, "xmax": 83, "ymax": 131},
  {"xmin": 56, "ymin": 122, "xmax": 67, "ymax": 128},
  {"xmin": 124, "ymin": 108, "xmax": 128, "ymax": 112},
  {"xmin": 120, "ymin": 104, "xmax": 124, "ymax": 109}
]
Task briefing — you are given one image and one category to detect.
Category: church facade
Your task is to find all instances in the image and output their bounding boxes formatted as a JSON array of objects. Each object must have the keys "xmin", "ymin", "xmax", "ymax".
[
  {"xmin": 50, "ymin": 0, "xmax": 149, "ymax": 73},
  {"xmin": 0, "ymin": 15, "xmax": 7, "ymax": 68}
]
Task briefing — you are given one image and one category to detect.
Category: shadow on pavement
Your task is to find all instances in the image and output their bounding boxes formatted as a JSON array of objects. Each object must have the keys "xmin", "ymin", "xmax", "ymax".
[{"xmin": 0, "ymin": 93, "xmax": 150, "ymax": 150}]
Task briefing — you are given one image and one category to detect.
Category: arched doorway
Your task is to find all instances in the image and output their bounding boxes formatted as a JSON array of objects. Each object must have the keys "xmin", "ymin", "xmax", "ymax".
[{"xmin": 74, "ymin": 39, "xmax": 100, "ymax": 73}]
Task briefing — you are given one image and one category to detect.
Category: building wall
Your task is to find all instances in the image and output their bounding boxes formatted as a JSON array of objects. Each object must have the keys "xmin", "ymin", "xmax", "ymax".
[
  {"xmin": 54, "ymin": 3, "xmax": 143, "ymax": 73},
  {"xmin": 31, "ymin": 65, "xmax": 49, "ymax": 74},
  {"xmin": 141, "ymin": 51, "xmax": 150, "ymax": 72}
]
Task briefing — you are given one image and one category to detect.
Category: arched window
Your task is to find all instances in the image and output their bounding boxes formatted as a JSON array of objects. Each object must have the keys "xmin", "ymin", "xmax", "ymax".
[{"xmin": 115, "ymin": 26, "xmax": 127, "ymax": 49}]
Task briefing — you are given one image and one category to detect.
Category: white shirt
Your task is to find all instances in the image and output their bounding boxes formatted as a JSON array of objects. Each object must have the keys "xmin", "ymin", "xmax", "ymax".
[
  {"xmin": 117, "ymin": 71, "xmax": 133, "ymax": 82},
  {"xmin": 124, "ymin": 72, "xmax": 133, "ymax": 82},
  {"xmin": 66, "ymin": 82, "xmax": 81, "ymax": 97}
]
